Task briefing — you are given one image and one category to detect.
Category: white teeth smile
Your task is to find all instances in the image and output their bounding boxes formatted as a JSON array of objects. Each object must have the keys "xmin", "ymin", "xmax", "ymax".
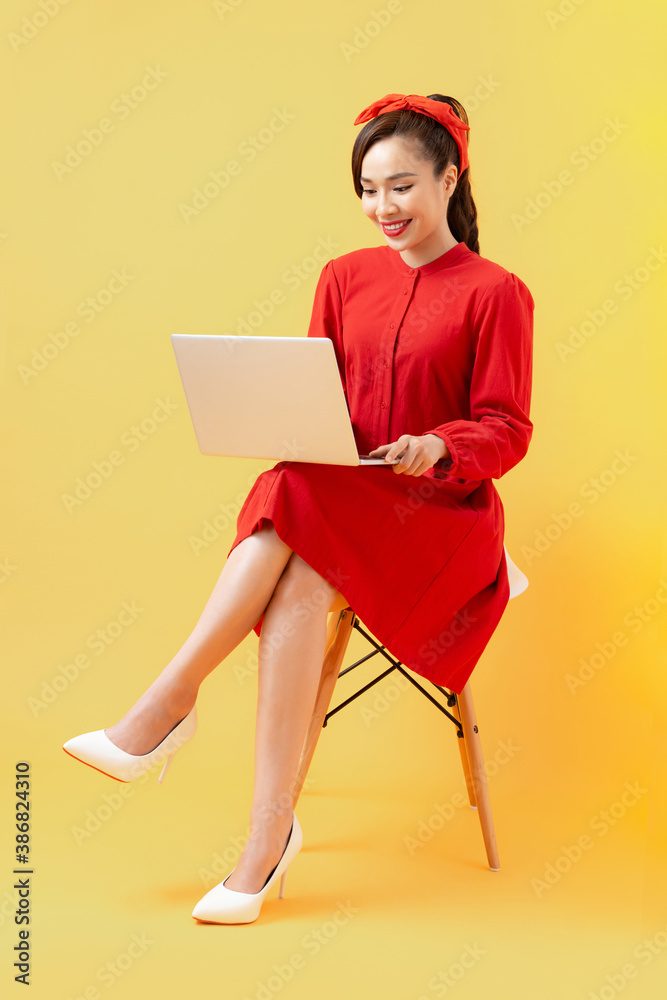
[{"xmin": 383, "ymin": 220, "xmax": 410, "ymax": 230}]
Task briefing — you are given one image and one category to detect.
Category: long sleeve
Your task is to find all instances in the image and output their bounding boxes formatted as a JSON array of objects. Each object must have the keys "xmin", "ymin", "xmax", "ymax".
[
  {"xmin": 306, "ymin": 259, "xmax": 347, "ymax": 400},
  {"xmin": 422, "ymin": 271, "xmax": 535, "ymax": 481}
]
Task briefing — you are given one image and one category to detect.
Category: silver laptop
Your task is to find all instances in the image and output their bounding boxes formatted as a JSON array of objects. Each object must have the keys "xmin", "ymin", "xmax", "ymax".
[{"xmin": 170, "ymin": 335, "xmax": 399, "ymax": 466}]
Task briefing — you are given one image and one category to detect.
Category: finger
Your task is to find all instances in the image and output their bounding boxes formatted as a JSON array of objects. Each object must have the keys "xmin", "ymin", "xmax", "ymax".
[
  {"xmin": 402, "ymin": 444, "xmax": 428, "ymax": 476},
  {"xmin": 400, "ymin": 451, "xmax": 427, "ymax": 476},
  {"xmin": 411, "ymin": 458, "xmax": 430, "ymax": 476},
  {"xmin": 387, "ymin": 435, "xmax": 413, "ymax": 462},
  {"xmin": 390, "ymin": 450, "xmax": 410, "ymax": 471}
]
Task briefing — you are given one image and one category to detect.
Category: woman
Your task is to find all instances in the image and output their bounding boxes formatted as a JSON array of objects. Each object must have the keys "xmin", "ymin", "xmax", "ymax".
[{"xmin": 63, "ymin": 92, "xmax": 535, "ymax": 924}]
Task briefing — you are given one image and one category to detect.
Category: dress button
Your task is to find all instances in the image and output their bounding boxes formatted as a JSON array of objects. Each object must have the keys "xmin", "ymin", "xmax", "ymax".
[
  {"xmin": 380, "ymin": 401, "xmax": 386, "ymax": 408},
  {"xmin": 390, "ymin": 323, "xmax": 395, "ymax": 329},
  {"xmin": 403, "ymin": 289, "xmax": 408, "ymax": 294},
  {"xmin": 408, "ymin": 268, "xmax": 415, "ymax": 274},
  {"xmin": 383, "ymin": 362, "xmax": 388, "ymax": 368}
]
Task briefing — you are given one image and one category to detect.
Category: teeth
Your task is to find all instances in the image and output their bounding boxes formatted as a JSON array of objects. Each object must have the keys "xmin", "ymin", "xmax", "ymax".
[{"xmin": 384, "ymin": 220, "xmax": 409, "ymax": 230}]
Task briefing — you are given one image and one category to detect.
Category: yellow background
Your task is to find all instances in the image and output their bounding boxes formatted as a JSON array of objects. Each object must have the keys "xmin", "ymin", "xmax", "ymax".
[{"xmin": 2, "ymin": 1, "xmax": 666, "ymax": 997}]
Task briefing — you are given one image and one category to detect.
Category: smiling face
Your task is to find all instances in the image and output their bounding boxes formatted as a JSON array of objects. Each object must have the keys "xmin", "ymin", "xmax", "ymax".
[{"xmin": 359, "ymin": 135, "xmax": 460, "ymax": 267}]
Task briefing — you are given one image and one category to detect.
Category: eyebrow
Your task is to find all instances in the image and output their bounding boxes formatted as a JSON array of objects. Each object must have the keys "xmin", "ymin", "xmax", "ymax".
[{"xmin": 359, "ymin": 172, "xmax": 419, "ymax": 182}]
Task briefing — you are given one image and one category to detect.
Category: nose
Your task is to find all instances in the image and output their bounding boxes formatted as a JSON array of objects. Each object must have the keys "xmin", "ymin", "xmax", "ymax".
[{"xmin": 377, "ymin": 189, "xmax": 397, "ymax": 218}]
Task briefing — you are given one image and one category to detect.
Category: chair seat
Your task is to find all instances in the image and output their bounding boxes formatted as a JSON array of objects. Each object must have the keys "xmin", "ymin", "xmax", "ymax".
[{"xmin": 504, "ymin": 544, "xmax": 529, "ymax": 599}]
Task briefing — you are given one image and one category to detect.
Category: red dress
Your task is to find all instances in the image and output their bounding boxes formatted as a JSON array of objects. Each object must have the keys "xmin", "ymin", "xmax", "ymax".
[{"xmin": 227, "ymin": 240, "xmax": 534, "ymax": 693}]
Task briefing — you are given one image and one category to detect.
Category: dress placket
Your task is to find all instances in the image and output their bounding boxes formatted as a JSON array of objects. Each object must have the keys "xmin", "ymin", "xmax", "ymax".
[{"xmin": 375, "ymin": 268, "xmax": 419, "ymax": 446}]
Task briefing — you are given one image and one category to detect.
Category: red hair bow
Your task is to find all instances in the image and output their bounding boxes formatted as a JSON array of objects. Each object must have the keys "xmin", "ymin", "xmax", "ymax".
[{"xmin": 353, "ymin": 93, "xmax": 470, "ymax": 174}]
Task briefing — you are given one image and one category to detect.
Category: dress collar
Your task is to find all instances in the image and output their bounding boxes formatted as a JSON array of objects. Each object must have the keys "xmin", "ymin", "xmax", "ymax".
[{"xmin": 386, "ymin": 240, "xmax": 470, "ymax": 276}]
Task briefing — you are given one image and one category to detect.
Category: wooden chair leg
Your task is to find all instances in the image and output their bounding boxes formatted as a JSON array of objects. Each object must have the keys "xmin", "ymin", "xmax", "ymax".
[
  {"xmin": 453, "ymin": 699, "xmax": 477, "ymax": 808},
  {"xmin": 292, "ymin": 607, "xmax": 355, "ymax": 809},
  {"xmin": 456, "ymin": 682, "xmax": 500, "ymax": 871}
]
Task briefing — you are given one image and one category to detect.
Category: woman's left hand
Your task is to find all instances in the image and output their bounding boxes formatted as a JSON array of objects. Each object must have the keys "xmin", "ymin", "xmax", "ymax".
[{"xmin": 368, "ymin": 434, "xmax": 449, "ymax": 476}]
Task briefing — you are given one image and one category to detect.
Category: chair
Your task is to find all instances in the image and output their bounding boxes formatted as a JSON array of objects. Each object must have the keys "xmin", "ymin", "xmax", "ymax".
[{"xmin": 293, "ymin": 545, "xmax": 529, "ymax": 872}]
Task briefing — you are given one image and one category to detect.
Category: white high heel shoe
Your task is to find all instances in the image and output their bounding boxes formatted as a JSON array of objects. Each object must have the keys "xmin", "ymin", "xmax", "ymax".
[
  {"xmin": 62, "ymin": 705, "xmax": 197, "ymax": 783},
  {"xmin": 192, "ymin": 812, "xmax": 303, "ymax": 924}
]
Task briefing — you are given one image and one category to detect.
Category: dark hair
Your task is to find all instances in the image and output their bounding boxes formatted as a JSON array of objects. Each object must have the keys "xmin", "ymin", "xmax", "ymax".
[{"xmin": 351, "ymin": 93, "xmax": 479, "ymax": 255}]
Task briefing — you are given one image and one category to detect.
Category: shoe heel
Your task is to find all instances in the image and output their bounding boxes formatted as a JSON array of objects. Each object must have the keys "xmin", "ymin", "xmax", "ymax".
[
  {"xmin": 278, "ymin": 866, "xmax": 288, "ymax": 900},
  {"xmin": 158, "ymin": 753, "xmax": 174, "ymax": 784}
]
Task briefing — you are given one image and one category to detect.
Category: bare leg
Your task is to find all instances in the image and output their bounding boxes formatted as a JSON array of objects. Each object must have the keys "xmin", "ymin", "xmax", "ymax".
[
  {"xmin": 105, "ymin": 523, "xmax": 294, "ymax": 754},
  {"xmin": 103, "ymin": 521, "xmax": 347, "ymax": 897},
  {"xmin": 223, "ymin": 551, "xmax": 339, "ymax": 894},
  {"xmin": 105, "ymin": 523, "xmax": 348, "ymax": 756}
]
